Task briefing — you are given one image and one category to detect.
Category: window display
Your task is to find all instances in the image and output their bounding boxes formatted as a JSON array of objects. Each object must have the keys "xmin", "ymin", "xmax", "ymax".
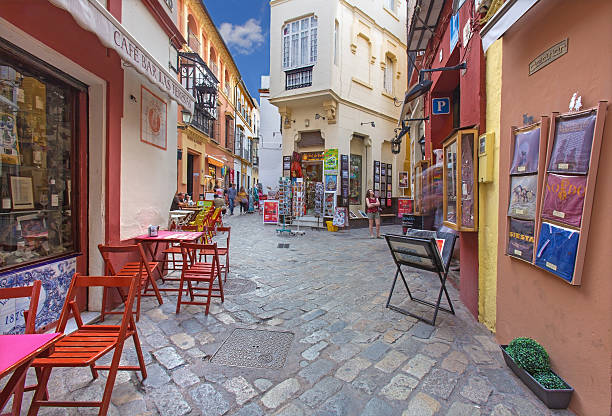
[
  {"xmin": 0, "ymin": 52, "xmax": 78, "ymax": 270},
  {"xmin": 541, "ymin": 174, "xmax": 586, "ymax": 228},
  {"xmin": 507, "ymin": 175, "xmax": 538, "ymax": 220},
  {"xmin": 443, "ymin": 129, "xmax": 478, "ymax": 231},
  {"xmin": 548, "ymin": 110, "xmax": 596, "ymax": 174},
  {"xmin": 349, "ymin": 154, "xmax": 361, "ymax": 205},
  {"xmin": 535, "ymin": 223, "xmax": 579, "ymax": 283},
  {"xmin": 507, "ymin": 218, "xmax": 535, "ymax": 262}
]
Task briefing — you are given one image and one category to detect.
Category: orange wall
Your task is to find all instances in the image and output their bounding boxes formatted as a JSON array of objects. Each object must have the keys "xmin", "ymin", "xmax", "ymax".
[{"xmin": 496, "ymin": 1, "xmax": 612, "ymax": 415}]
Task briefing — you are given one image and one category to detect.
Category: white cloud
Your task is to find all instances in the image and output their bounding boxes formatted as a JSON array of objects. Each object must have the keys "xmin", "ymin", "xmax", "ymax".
[{"xmin": 219, "ymin": 18, "xmax": 265, "ymax": 55}]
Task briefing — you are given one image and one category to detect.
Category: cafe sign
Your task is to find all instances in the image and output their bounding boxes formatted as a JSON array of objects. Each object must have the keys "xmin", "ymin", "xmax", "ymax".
[
  {"xmin": 49, "ymin": 0, "xmax": 195, "ymax": 112},
  {"xmin": 529, "ymin": 39, "xmax": 568, "ymax": 76}
]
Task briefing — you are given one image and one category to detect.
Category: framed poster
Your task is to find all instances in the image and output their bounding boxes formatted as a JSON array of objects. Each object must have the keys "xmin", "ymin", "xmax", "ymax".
[
  {"xmin": 10, "ymin": 176, "xmax": 34, "ymax": 210},
  {"xmin": 314, "ymin": 182, "xmax": 324, "ymax": 217},
  {"xmin": 381, "ymin": 165, "xmax": 386, "ymax": 176},
  {"xmin": 140, "ymin": 85, "xmax": 167, "ymax": 150},
  {"xmin": 1, "ymin": 112, "xmax": 20, "ymax": 164},
  {"xmin": 17, "ymin": 214, "xmax": 48, "ymax": 238},
  {"xmin": 325, "ymin": 174, "xmax": 337, "ymax": 192},
  {"xmin": 263, "ymin": 200, "xmax": 280, "ymax": 224},
  {"xmin": 349, "ymin": 154, "xmax": 362, "ymax": 204},
  {"xmin": 324, "ymin": 192, "xmax": 335, "ymax": 217},
  {"xmin": 399, "ymin": 171, "xmax": 409, "ymax": 188},
  {"xmin": 332, "ymin": 207, "xmax": 348, "ymax": 227},
  {"xmin": 387, "ymin": 163, "xmax": 392, "ymax": 179}
]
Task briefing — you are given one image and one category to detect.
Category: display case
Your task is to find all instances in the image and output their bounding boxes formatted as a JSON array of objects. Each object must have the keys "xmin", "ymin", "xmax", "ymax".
[
  {"xmin": 413, "ymin": 160, "xmax": 429, "ymax": 215},
  {"xmin": 442, "ymin": 129, "xmax": 478, "ymax": 231}
]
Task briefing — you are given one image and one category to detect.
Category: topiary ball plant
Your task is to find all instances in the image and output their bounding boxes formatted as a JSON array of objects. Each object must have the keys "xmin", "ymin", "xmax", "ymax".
[{"xmin": 506, "ymin": 337, "xmax": 550, "ymax": 375}]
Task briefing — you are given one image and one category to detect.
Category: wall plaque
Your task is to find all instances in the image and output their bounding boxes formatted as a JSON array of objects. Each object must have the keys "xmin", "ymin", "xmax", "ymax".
[{"xmin": 529, "ymin": 39, "xmax": 568, "ymax": 76}]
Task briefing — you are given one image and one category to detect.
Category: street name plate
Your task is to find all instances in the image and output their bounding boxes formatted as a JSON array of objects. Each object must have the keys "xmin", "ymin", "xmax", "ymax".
[{"xmin": 529, "ymin": 39, "xmax": 568, "ymax": 76}]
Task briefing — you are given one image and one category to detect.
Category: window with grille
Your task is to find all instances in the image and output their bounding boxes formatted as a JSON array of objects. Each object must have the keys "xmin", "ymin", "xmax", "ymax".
[
  {"xmin": 282, "ymin": 16, "xmax": 318, "ymax": 70},
  {"xmin": 384, "ymin": 56, "xmax": 394, "ymax": 94}
]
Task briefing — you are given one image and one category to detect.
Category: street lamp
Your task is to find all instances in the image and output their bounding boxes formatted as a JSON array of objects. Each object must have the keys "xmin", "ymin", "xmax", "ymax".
[{"xmin": 178, "ymin": 109, "xmax": 192, "ymax": 129}]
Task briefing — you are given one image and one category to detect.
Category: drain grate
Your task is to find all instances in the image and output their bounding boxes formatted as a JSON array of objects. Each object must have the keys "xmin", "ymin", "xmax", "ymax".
[
  {"xmin": 210, "ymin": 328, "xmax": 294, "ymax": 369},
  {"xmin": 277, "ymin": 243, "xmax": 290, "ymax": 248},
  {"xmin": 223, "ymin": 278, "xmax": 257, "ymax": 295}
]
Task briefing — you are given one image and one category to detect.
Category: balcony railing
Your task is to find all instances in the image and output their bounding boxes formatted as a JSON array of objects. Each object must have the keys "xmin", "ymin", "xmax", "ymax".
[{"xmin": 285, "ymin": 66, "xmax": 313, "ymax": 90}]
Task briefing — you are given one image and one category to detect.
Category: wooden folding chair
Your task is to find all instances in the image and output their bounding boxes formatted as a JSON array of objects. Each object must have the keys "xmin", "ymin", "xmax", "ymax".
[
  {"xmin": 0, "ymin": 280, "xmax": 41, "ymax": 416},
  {"xmin": 201, "ymin": 226, "xmax": 231, "ymax": 282},
  {"xmin": 98, "ymin": 244, "xmax": 163, "ymax": 322},
  {"xmin": 176, "ymin": 242, "xmax": 224, "ymax": 315},
  {"xmin": 28, "ymin": 274, "xmax": 147, "ymax": 416}
]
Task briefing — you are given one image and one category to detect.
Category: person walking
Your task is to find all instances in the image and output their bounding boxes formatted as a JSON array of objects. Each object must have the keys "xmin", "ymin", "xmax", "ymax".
[
  {"xmin": 237, "ymin": 186, "xmax": 249, "ymax": 214},
  {"xmin": 365, "ymin": 189, "xmax": 381, "ymax": 239},
  {"xmin": 227, "ymin": 183, "xmax": 237, "ymax": 215}
]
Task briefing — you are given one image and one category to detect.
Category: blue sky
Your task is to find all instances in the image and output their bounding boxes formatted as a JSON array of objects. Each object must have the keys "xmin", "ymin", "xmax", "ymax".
[{"xmin": 204, "ymin": 0, "xmax": 270, "ymax": 102}]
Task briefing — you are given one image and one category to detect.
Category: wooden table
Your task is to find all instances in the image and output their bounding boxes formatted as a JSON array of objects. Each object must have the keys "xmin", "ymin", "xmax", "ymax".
[
  {"xmin": 135, "ymin": 231, "xmax": 205, "ymax": 292},
  {"xmin": 0, "ymin": 333, "xmax": 62, "ymax": 414}
]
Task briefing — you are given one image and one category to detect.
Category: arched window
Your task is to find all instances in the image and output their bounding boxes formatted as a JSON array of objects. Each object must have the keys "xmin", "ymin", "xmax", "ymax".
[
  {"xmin": 209, "ymin": 46, "xmax": 218, "ymax": 75},
  {"xmin": 384, "ymin": 55, "xmax": 395, "ymax": 94},
  {"xmin": 187, "ymin": 15, "xmax": 200, "ymax": 54},
  {"xmin": 224, "ymin": 69, "xmax": 230, "ymax": 95}
]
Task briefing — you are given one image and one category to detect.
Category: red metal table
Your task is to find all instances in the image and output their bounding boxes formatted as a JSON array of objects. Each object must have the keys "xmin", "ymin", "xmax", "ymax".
[
  {"xmin": 134, "ymin": 231, "xmax": 205, "ymax": 292},
  {"xmin": 0, "ymin": 333, "xmax": 62, "ymax": 415}
]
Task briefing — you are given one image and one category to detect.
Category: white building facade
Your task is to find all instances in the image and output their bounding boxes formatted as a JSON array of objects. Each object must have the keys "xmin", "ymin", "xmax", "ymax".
[
  {"xmin": 269, "ymin": 0, "xmax": 407, "ymax": 214},
  {"xmin": 258, "ymin": 75, "xmax": 283, "ymax": 192}
]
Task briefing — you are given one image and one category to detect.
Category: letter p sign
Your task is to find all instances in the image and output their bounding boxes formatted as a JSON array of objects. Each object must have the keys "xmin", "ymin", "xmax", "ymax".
[{"xmin": 432, "ymin": 97, "xmax": 450, "ymax": 115}]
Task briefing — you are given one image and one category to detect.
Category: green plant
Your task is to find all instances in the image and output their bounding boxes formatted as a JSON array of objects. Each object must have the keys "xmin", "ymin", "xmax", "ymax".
[
  {"xmin": 534, "ymin": 371, "xmax": 569, "ymax": 390},
  {"xmin": 506, "ymin": 337, "xmax": 550, "ymax": 375}
]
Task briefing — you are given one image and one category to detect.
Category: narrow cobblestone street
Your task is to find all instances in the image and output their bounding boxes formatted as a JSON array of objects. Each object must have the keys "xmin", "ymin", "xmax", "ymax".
[{"xmin": 27, "ymin": 215, "xmax": 575, "ymax": 416}]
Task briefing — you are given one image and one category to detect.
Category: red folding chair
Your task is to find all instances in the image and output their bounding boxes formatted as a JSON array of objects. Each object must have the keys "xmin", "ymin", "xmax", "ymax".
[
  {"xmin": 201, "ymin": 226, "xmax": 231, "ymax": 282},
  {"xmin": 98, "ymin": 243, "xmax": 163, "ymax": 322},
  {"xmin": 0, "ymin": 280, "xmax": 41, "ymax": 416},
  {"xmin": 176, "ymin": 242, "xmax": 224, "ymax": 315},
  {"xmin": 28, "ymin": 273, "xmax": 147, "ymax": 416}
]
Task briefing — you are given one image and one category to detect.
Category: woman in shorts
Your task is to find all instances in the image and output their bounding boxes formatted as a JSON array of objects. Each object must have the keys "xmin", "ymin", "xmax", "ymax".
[{"xmin": 365, "ymin": 189, "xmax": 381, "ymax": 239}]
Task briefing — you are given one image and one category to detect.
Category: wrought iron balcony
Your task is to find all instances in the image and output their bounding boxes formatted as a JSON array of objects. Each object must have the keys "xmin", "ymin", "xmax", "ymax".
[
  {"xmin": 179, "ymin": 52, "xmax": 219, "ymax": 136},
  {"xmin": 285, "ymin": 66, "xmax": 313, "ymax": 90}
]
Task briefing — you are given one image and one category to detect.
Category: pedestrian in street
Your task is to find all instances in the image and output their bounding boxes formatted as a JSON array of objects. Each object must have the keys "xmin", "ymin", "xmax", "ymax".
[
  {"xmin": 227, "ymin": 183, "xmax": 237, "ymax": 215},
  {"xmin": 237, "ymin": 186, "xmax": 249, "ymax": 214},
  {"xmin": 365, "ymin": 189, "xmax": 382, "ymax": 239}
]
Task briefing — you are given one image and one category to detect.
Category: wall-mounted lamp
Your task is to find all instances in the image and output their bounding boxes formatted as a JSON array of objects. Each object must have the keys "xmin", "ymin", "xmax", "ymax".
[
  {"xmin": 314, "ymin": 113, "xmax": 326, "ymax": 120},
  {"xmin": 129, "ymin": 94, "xmax": 137, "ymax": 103},
  {"xmin": 418, "ymin": 136, "xmax": 426, "ymax": 159},
  {"xmin": 360, "ymin": 121, "xmax": 375, "ymax": 127},
  {"xmin": 178, "ymin": 109, "xmax": 192, "ymax": 130}
]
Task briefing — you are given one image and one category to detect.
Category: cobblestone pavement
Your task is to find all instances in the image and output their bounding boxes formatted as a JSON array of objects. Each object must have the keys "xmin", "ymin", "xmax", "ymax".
[{"xmin": 21, "ymin": 214, "xmax": 576, "ymax": 415}]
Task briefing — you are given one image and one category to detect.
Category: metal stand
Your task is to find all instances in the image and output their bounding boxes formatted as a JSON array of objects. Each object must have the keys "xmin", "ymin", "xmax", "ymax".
[{"xmin": 383, "ymin": 233, "xmax": 457, "ymax": 326}]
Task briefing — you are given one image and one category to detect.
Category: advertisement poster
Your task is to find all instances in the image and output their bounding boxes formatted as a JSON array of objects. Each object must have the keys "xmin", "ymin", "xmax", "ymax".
[
  {"xmin": 1, "ymin": 112, "xmax": 20, "ymax": 164},
  {"xmin": 397, "ymin": 198, "xmax": 413, "ymax": 217},
  {"xmin": 263, "ymin": 200, "xmax": 279, "ymax": 224},
  {"xmin": 140, "ymin": 85, "xmax": 167, "ymax": 150},
  {"xmin": 324, "ymin": 149, "xmax": 339, "ymax": 174},
  {"xmin": 399, "ymin": 171, "xmax": 409, "ymax": 188},
  {"xmin": 314, "ymin": 182, "xmax": 324, "ymax": 217},
  {"xmin": 332, "ymin": 207, "xmax": 348, "ymax": 227},
  {"xmin": 324, "ymin": 174, "xmax": 337, "ymax": 192},
  {"xmin": 324, "ymin": 192, "xmax": 335, "ymax": 217},
  {"xmin": 349, "ymin": 154, "xmax": 362, "ymax": 205}
]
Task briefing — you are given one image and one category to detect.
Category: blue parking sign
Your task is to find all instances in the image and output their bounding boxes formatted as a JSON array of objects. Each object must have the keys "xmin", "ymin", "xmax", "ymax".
[{"xmin": 432, "ymin": 98, "xmax": 450, "ymax": 115}]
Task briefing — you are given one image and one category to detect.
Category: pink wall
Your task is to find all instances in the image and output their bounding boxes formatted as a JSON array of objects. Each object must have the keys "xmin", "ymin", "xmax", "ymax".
[{"xmin": 496, "ymin": 1, "xmax": 612, "ymax": 414}]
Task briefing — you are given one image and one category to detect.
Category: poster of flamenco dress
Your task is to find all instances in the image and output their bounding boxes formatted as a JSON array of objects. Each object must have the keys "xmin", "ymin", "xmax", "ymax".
[{"xmin": 140, "ymin": 86, "xmax": 167, "ymax": 150}]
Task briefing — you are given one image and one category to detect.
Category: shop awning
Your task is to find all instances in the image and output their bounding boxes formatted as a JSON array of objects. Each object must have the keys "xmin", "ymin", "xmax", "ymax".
[
  {"xmin": 407, "ymin": 0, "xmax": 445, "ymax": 52},
  {"xmin": 207, "ymin": 156, "xmax": 224, "ymax": 167},
  {"xmin": 481, "ymin": 0, "xmax": 541, "ymax": 52},
  {"xmin": 49, "ymin": 0, "xmax": 195, "ymax": 112}
]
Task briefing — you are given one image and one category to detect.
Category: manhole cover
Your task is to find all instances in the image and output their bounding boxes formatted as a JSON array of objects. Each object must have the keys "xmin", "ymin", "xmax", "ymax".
[
  {"xmin": 211, "ymin": 328, "xmax": 294, "ymax": 369},
  {"xmin": 223, "ymin": 278, "xmax": 257, "ymax": 295}
]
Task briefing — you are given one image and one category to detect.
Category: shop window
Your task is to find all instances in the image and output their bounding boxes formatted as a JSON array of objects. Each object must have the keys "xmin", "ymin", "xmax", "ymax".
[{"xmin": 0, "ymin": 44, "xmax": 82, "ymax": 271}]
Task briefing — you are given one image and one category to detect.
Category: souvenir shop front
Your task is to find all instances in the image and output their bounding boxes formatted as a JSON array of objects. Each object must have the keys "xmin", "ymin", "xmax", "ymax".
[{"xmin": 0, "ymin": 0, "xmax": 193, "ymax": 333}]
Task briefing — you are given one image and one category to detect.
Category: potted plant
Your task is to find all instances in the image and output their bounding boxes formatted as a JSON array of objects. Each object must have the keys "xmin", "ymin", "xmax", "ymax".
[{"xmin": 501, "ymin": 338, "xmax": 574, "ymax": 409}]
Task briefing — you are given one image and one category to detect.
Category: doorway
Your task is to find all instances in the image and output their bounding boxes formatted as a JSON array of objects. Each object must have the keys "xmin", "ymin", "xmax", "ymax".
[{"xmin": 187, "ymin": 153, "xmax": 194, "ymax": 197}]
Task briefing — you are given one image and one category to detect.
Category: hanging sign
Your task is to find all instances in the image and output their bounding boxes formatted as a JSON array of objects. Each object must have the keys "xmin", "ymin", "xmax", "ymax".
[
  {"xmin": 263, "ymin": 200, "xmax": 280, "ymax": 224},
  {"xmin": 432, "ymin": 98, "xmax": 450, "ymax": 115}
]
